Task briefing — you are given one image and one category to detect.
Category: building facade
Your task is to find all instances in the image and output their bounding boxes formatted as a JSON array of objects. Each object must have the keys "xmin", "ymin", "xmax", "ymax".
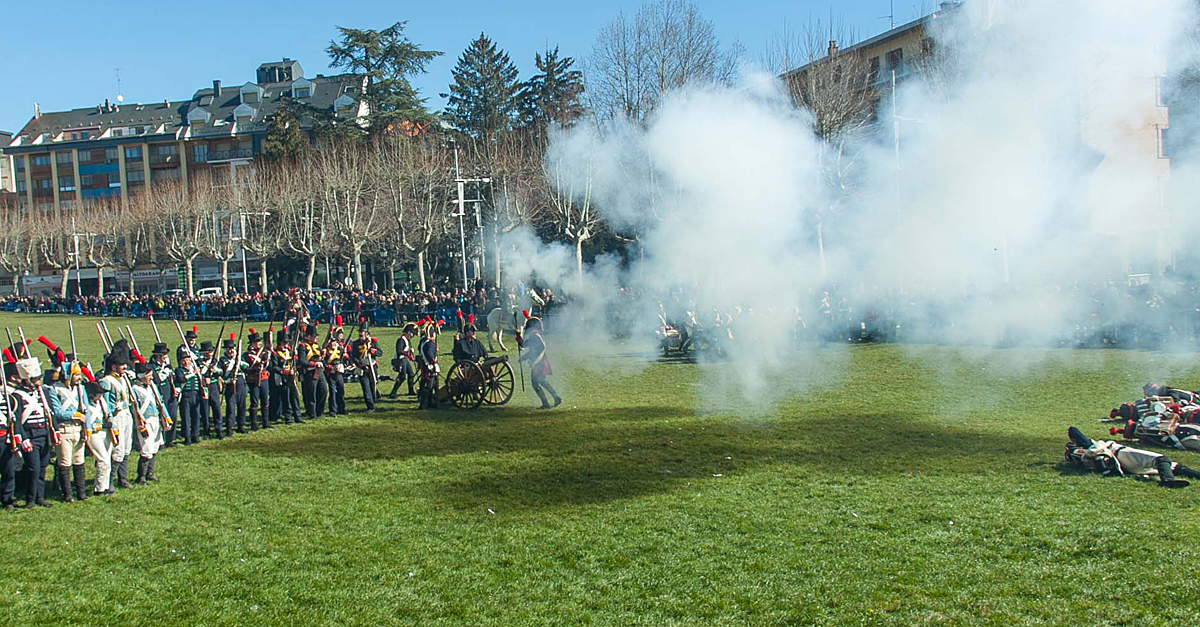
[{"xmin": 4, "ymin": 58, "xmax": 366, "ymax": 214}]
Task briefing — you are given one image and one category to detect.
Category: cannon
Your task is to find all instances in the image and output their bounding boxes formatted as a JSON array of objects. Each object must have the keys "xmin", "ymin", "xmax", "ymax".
[{"xmin": 438, "ymin": 355, "xmax": 516, "ymax": 410}]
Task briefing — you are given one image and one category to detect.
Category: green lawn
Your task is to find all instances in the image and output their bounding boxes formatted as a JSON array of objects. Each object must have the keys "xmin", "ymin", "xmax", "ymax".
[{"xmin": 1, "ymin": 312, "xmax": 1199, "ymax": 626}]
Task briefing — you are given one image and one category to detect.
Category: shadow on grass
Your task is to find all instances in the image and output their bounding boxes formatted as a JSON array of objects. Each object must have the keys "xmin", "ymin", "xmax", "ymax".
[{"xmin": 221, "ymin": 406, "xmax": 1065, "ymax": 512}]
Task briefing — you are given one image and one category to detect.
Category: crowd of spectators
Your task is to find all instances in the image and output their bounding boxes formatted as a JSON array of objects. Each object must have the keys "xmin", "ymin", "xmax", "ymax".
[{"xmin": 0, "ymin": 280, "xmax": 557, "ymax": 330}]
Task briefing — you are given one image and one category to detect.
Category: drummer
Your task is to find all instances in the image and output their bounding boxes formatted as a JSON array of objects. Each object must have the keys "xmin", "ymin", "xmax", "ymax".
[{"xmin": 452, "ymin": 323, "xmax": 488, "ymax": 364}]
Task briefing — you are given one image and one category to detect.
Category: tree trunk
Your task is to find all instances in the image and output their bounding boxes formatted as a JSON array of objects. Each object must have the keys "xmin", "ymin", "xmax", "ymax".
[
  {"xmin": 12, "ymin": 274, "xmax": 20, "ymax": 297},
  {"xmin": 185, "ymin": 258, "xmax": 196, "ymax": 296},
  {"xmin": 59, "ymin": 272, "xmax": 69, "ymax": 298},
  {"xmin": 305, "ymin": 256, "xmax": 316, "ymax": 290},
  {"xmin": 323, "ymin": 255, "xmax": 331, "ymax": 288},
  {"xmin": 220, "ymin": 258, "xmax": 230, "ymax": 295},
  {"xmin": 353, "ymin": 250, "xmax": 364, "ymax": 290},
  {"xmin": 97, "ymin": 266, "xmax": 105, "ymax": 296},
  {"xmin": 417, "ymin": 250, "xmax": 427, "ymax": 291},
  {"xmin": 128, "ymin": 270, "xmax": 137, "ymax": 296},
  {"xmin": 575, "ymin": 237, "xmax": 584, "ymax": 289},
  {"xmin": 494, "ymin": 240, "xmax": 502, "ymax": 288},
  {"xmin": 259, "ymin": 258, "xmax": 268, "ymax": 294}
]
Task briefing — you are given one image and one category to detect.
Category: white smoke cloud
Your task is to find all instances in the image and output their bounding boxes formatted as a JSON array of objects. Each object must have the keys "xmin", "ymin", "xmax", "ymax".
[{"xmin": 497, "ymin": 0, "xmax": 1200, "ymax": 408}]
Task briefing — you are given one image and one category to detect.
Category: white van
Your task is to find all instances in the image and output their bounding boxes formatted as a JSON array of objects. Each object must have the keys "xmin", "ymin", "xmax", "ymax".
[{"xmin": 196, "ymin": 287, "xmax": 223, "ymax": 298}]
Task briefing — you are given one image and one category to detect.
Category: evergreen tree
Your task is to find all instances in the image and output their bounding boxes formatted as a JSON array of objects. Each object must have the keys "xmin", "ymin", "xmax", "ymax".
[
  {"xmin": 445, "ymin": 33, "xmax": 522, "ymax": 140},
  {"xmin": 327, "ymin": 21, "xmax": 442, "ymax": 134},
  {"xmin": 261, "ymin": 108, "xmax": 308, "ymax": 162},
  {"xmin": 518, "ymin": 47, "xmax": 585, "ymax": 131}
]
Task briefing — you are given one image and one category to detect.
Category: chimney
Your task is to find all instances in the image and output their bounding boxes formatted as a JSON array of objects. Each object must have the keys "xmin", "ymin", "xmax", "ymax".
[
  {"xmin": 34, "ymin": 102, "xmax": 42, "ymax": 119},
  {"xmin": 828, "ymin": 40, "xmax": 838, "ymax": 57},
  {"xmin": 213, "ymin": 80, "xmax": 222, "ymax": 97},
  {"xmin": 103, "ymin": 99, "xmax": 110, "ymax": 112}
]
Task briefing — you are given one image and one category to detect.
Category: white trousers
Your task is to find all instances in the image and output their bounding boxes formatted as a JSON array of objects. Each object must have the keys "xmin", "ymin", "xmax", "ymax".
[
  {"xmin": 85, "ymin": 429, "xmax": 112, "ymax": 493},
  {"xmin": 110, "ymin": 409, "xmax": 133, "ymax": 463}
]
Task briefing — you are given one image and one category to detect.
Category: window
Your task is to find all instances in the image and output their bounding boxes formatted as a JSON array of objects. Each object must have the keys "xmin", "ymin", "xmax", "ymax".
[
  {"xmin": 125, "ymin": 146, "xmax": 142, "ymax": 159},
  {"xmin": 32, "ymin": 155, "xmax": 51, "ymax": 166},
  {"xmin": 194, "ymin": 144, "xmax": 208, "ymax": 162},
  {"xmin": 105, "ymin": 147, "xmax": 118, "ymax": 162},
  {"xmin": 78, "ymin": 149, "xmax": 93, "ymax": 164},
  {"xmin": 1156, "ymin": 75, "xmax": 1166, "ymax": 107},
  {"xmin": 56, "ymin": 152, "xmax": 73, "ymax": 165},
  {"xmin": 36, "ymin": 178, "xmax": 51, "ymax": 190},
  {"xmin": 294, "ymin": 88, "xmax": 310, "ymax": 98},
  {"xmin": 153, "ymin": 168, "xmax": 181, "ymax": 181},
  {"xmin": 154, "ymin": 144, "xmax": 179, "ymax": 156},
  {"xmin": 81, "ymin": 174, "xmax": 94, "ymax": 186},
  {"xmin": 127, "ymin": 170, "xmax": 145, "ymax": 183},
  {"xmin": 921, "ymin": 37, "xmax": 935, "ymax": 55},
  {"xmin": 59, "ymin": 176, "xmax": 75, "ymax": 192},
  {"xmin": 1158, "ymin": 126, "xmax": 1170, "ymax": 158},
  {"xmin": 14, "ymin": 157, "xmax": 24, "ymax": 172},
  {"xmin": 16, "ymin": 180, "xmax": 26, "ymax": 193},
  {"xmin": 108, "ymin": 174, "xmax": 121, "ymax": 188},
  {"xmin": 886, "ymin": 48, "xmax": 904, "ymax": 74}
]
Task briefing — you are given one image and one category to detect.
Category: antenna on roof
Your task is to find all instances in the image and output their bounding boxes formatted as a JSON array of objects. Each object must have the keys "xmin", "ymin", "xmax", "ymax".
[
  {"xmin": 877, "ymin": 0, "xmax": 895, "ymax": 29},
  {"xmin": 116, "ymin": 68, "xmax": 124, "ymax": 103}
]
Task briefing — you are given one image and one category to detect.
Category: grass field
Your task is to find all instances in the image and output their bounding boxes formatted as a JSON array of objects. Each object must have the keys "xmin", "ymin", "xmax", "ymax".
[{"xmin": 1, "ymin": 312, "xmax": 1199, "ymax": 626}]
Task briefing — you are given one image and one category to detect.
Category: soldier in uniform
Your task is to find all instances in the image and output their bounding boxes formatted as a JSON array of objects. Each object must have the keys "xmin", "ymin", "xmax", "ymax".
[
  {"xmin": 516, "ymin": 314, "xmax": 562, "ymax": 410},
  {"xmin": 243, "ymin": 329, "xmax": 272, "ymax": 430},
  {"xmin": 325, "ymin": 323, "xmax": 348, "ymax": 417},
  {"xmin": 0, "ymin": 362, "xmax": 22, "ymax": 510},
  {"xmin": 300, "ymin": 325, "xmax": 328, "ymax": 419},
  {"xmin": 269, "ymin": 329, "xmax": 302, "ymax": 425},
  {"xmin": 351, "ymin": 325, "xmax": 382, "ymax": 412},
  {"xmin": 11, "ymin": 356, "xmax": 55, "ymax": 506},
  {"xmin": 176, "ymin": 325, "xmax": 199, "ymax": 364},
  {"xmin": 417, "ymin": 320, "xmax": 441, "ymax": 410},
  {"xmin": 389, "ymin": 323, "xmax": 418, "ymax": 398},
  {"xmin": 218, "ymin": 336, "xmax": 248, "ymax": 434},
  {"xmin": 197, "ymin": 341, "xmax": 224, "ymax": 439},
  {"xmin": 99, "ymin": 341, "xmax": 135, "ymax": 489},
  {"xmin": 47, "ymin": 355, "xmax": 89, "ymax": 502},
  {"xmin": 150, "ymin": 343, "xmax": 178, "ymax": 446},
  {"xmin": 132, "ymin": 362, "xmax": 165, "ymax": 484},
  {"xmin": 1065, "ymin": 425, "xmax": 1200, "ymax": 487},
  {"xmin": 453, "ymin": 322, "xmax": 488, "ymax": 363},
  {"xmin": 82, "ymin": 379, "xmax": 114, "ymax": 495},
  {"xmin": 174, "ymin": 353, "xmax": 203, "ymax": 445}
]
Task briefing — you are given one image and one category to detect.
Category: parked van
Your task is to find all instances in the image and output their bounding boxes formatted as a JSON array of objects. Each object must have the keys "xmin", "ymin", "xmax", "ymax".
[{"xmin": 196, "ymin": 287, "xmax": 223, "ymax": 298}]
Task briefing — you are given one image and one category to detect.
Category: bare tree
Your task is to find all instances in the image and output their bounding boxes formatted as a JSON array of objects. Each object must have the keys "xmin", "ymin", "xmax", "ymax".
[
  {"xmin": 279, "ymin": 156, "xmax": 332, "ymax": 290},
  {"xmin": 111, "ymin": 194, "xmax": 156, "ymax": 296},
  {"xmin": 77, "ymin": 203, "xmax": 121, "ymax": 296},
  {"xmin": 765, "ymin": 18, "xmax": 877, "ymax": 276},
  {"xmin": 544, "ymin": 143, "xmax": 600, "ymax": 286},
  {"xmin": 475, "ymin": 131, "xmax": 547, "ymax": 286},
  {"xmin": 153, "ymin": 179, "xmax": 208, "ymax": 296},
  {"xmin": 587, "ymin": 0, "xmax": 740, "ymax": 122},
  {"xmin": 241, "ymin": 165, "xmax": 283, "ymax": 295},
  {"xmin": 32, "ymin": 211, "xmax": 75, "ymax": 298},
  {"xmin": 397, "ymin": 136, "xmax": 452, "ymax": 291},
  {"xmin": 0, "ymin": 211, "xmax": 35, "ymax": 296},
  {"xmin": 318, "ymin": 140, "xmax": 379, "ymax": 290}
]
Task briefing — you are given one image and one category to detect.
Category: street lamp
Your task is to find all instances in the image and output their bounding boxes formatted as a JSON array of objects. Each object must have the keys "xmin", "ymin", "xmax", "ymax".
[
  {"xmin": 444, "ymin": 132, "xmax": 492, "ymax": 290},
  {"xmin": 236, "ymin": 210, "xmax": 270, "ymax": 294}
]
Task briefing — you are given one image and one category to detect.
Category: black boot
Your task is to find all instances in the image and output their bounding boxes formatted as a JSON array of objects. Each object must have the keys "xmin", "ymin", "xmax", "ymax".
[
  {"xmin": 135, "ymin": 457, "xmax": 148, "ymax": 485},
  {"xmin": 72, "ymin": 464, "xmax": 87, "ymax": 501},
  {"xmin": 56, "ymin": 469, "xmax": 74, "ymax": 503},
  {"xmin": 146, "ymin": 457, "xmax": 159, "ymax": 482},
  {"xmin": 117, "ymin": 458, "xmax": 133, "ymax": 489}
]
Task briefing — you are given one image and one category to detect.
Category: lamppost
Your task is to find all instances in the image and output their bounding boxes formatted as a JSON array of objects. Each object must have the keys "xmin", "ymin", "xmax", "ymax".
[{"xmin": 237, "ymin": 210, "xmax": 270, "ymax": 294}]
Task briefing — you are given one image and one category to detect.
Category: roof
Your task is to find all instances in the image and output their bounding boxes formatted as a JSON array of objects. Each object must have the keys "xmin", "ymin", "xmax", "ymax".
[{"xmin": 7, "ymin": 65, "xmax": 365, "ymax": 151}]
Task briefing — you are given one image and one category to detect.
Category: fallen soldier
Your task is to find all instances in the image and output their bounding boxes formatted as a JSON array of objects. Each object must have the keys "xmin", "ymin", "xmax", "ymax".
[{"xmin": 1065, "ymin": 426, "xmax": 1200, "ymax": 488}]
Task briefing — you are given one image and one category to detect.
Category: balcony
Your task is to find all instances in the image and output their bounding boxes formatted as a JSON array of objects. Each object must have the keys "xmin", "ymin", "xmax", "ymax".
[
  {"xmin": 150, "ymin": 153, "xmax": 180, "ymax": 166},
  {"xmin": 206, "ymin": 148, "xmax": 254, "ymax": 163}
]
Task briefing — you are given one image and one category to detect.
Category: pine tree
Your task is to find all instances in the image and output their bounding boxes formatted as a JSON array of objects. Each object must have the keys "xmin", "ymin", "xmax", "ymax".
[
  {"xmin": 518, "ymin": 47, "xmax": 585, "ymax": 132},
  {"xmin": 327, "ymin": 21, "xmax": 442, "ymax": 134},
  {"xmin": 261, "ymin": 108, "xmax": 309, "ymax": 162},
  {"xmin": 445, "ymin": 33, "xmax": 522, "ymax": 140}
]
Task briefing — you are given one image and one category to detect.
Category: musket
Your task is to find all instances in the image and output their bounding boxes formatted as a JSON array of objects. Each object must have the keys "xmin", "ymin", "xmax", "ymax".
[
  {"xmin": 112, "ymin": 325, "xmax": 148, "ymax": 438},
  {"xmin": 17, "ymin": 327, "xmax": 60, "ymax": 446},
  {"xmin": 513, "ymin": 312, "xmax": 525, "ymax": 392},
  {"xmin": 69, "ymin": 320, "xmax": 90, "ymax": 436},
  {"xmin": 150, "ymin": 314, "xmax": 162, "ymax": 343},
  {"xmin": 100, "ymin": 319, "xmax": 116, "ymax": 348},
  {"xmin": 128, "ymin": 325, "xmax": 171, "ymax": 433},
  {"xmin": 1, "ymin": 329, "xmax": 21, "ymax": 461},
  {"xmin": 95, "ymin": 322, "xmax": 111, "ymax": 353}
]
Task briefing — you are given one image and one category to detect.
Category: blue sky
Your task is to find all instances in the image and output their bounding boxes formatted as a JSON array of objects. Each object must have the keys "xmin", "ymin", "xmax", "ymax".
[{"xmin": 1, "ymin": 0, "xmax": 934, "ymax": 134}]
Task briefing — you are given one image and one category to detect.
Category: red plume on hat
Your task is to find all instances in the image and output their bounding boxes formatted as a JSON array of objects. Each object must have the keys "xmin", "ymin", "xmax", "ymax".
[
  {"xmin": 80, "ymin": 365, "xmax": 96, "ymax": 383},
  {"xmin": 467, "ymin": 314, "xmax": 474, "ymax": 324},
  {"xmin": 230, "ymin": 332, "xmax": 235, "ymax": 341},
  {"xmin": 1109, "ymin": 426, "xmax": 1120, "ymax": 436},
  {"xmin": 336, "ymin": 315, "xmax": 343, "ymax": 327},
  {"xmin": 36, "ymin": 335, "xmax": 58, "ymax": 352},
  {"xmin": 456, "ymin": 309, "xmax": 463, "ymax": 318},
  {"xmin": 249, "ymin": 327, "xmax": 256, "ymax": 334},
  {"xmin": 192, "ymin": 325, "xmax": 198, "ymax": 333},
  {"xmin": 133, "ymin": 349, "xmax": 146, "ymax": 364},
  {"xmin": 2, "ymin": 348, "xmax": 14, "ymax": 364},
  {"xmin": 522, "ymin": 309, "xmax": 530, "ymax": 319}
]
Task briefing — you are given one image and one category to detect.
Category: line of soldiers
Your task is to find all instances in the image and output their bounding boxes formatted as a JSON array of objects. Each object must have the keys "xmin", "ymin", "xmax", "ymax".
[{"xmin": 0, "ymin": 314, "xmax": 387, "ymax": 509}]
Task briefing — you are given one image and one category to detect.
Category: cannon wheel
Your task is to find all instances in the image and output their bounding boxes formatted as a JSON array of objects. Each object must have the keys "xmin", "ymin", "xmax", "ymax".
[
  {"xmin": 482, "ymin": 359, "xmax": 515, "ymax": 406},
  {"xmin": 445, "ymin": 361, "xmax": 485, "ymax": 410}
]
